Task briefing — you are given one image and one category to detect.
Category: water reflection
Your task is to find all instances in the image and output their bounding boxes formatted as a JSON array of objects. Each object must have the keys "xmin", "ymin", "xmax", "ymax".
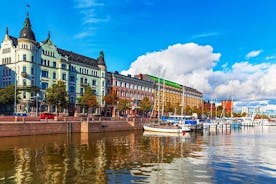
[{"xmin": 0, "ymin": 127, "xmax": 276, "ymax": 183}]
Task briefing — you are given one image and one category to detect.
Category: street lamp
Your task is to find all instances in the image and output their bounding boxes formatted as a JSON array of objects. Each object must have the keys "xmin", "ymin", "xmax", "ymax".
[
  {"xmin": 14, "ymin": 52, "xmax": 17, "ymax": 116},
  {"xmin": 36, "ymin": 93, "xmax": 39, "ymax": 117}
]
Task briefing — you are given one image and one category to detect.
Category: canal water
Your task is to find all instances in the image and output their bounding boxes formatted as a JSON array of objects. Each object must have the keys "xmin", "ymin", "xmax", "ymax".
[{"xmin": 0, "ymin": 126, "xmax": 276, "ymax": 184}]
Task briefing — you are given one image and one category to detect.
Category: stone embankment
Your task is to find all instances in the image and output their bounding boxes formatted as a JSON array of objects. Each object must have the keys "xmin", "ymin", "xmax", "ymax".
[{"xmin": 0, "ymin": 116, "xmax": 146, "ymax": 137}]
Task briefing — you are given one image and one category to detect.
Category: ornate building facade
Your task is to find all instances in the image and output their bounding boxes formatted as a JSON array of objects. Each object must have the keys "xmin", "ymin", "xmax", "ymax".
[
  {"xmin": 0, "ymin": 13, "xmax": 106, "ymax": 114},
  {"xmin": 106, "ymin": 71, "xmax": 155, "ymax": 116}
]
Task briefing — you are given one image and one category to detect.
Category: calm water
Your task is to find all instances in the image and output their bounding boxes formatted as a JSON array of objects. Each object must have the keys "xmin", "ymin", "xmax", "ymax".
[{"xmin": 0, "ymin": 127, "xmax": 276, "ymax": 184}]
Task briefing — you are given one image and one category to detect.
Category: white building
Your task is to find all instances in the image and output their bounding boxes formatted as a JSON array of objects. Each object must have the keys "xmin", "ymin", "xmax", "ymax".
[{"xmin": 0, "ymin": 12, "xmax": 106, "ymax": 115}]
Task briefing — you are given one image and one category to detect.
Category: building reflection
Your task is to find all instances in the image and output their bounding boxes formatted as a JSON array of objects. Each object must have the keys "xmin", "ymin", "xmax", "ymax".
[{"xmin": 0, "ymin": 131, "xmax": 206, "ymax": 183}]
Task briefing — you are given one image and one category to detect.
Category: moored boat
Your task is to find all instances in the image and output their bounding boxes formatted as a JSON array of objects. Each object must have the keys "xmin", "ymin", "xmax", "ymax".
[{"xmin": 143, "ymin": 123, "xmax": 190, "ymax": 133}]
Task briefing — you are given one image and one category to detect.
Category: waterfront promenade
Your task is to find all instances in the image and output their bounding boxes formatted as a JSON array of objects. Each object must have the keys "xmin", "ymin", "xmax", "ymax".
[{"xmin": 0, "ymin": 116, "xmax": 145, "ymax": 137}]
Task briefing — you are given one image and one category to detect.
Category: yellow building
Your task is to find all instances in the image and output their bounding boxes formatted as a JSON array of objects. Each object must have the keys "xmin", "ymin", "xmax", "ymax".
[{"xmin": 138, "ymin": 74, "xmax": 203, "ymax": 116}]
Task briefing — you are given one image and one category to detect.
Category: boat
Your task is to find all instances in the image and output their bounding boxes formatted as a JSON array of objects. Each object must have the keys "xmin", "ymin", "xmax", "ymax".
[{"xmin": 143, "ymin": 122, "xmax": 190, "ymax": 133}]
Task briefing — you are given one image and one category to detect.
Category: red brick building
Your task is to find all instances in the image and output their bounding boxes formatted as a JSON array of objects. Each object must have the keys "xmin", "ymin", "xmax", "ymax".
[{"xmin": 221, "ymin": 100, "xmax": 233, "ymax": 115}]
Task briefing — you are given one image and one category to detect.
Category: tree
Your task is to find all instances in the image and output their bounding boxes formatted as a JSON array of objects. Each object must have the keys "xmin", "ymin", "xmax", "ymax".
[
  {"xmin": 104, "ymin": 92, "xmax": 119, "ymax": 117},
  {"xmin": 0, "ymin": 85, "xmax": 18, "ymax": 105},
  {"xmin": 117, "ymin": 99, "xmax": 131, "ymax": 116},
  {"xmin": 78, "ymin": 86, "xmax": 98, "ymax": 115},
  {"xmin": 104, "ymin": 92, "xmax": 118, "ymax": 106},
  {"xmin": 45, "ymin": 81, "xmax": 68, "ymax": 116},
  {"xmin": 0, "ymin": 85, "xmax": 21, "ymax": 114},
  {"xmin": 140, "ymin": 97, "xmax": 152, "ymax": 117}
]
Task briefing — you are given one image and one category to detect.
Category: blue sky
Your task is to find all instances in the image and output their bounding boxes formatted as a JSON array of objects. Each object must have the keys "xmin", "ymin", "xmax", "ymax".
[{"xmin": 0, "ymin": 0, "xmax": 276, "ymax": 112}]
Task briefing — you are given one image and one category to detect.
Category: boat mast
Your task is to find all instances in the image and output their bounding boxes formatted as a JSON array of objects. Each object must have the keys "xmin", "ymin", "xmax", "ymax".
[
  {"xmin": 181, "ymin": 86, "xmax": 185, "ymax": 116},
  {"xmin": 157, "ymin": 76, "xmax": 160, "ymax": 122},
  {"xmin": 161, "ymin": 70, "xmax": 165, "ymax": 117}
]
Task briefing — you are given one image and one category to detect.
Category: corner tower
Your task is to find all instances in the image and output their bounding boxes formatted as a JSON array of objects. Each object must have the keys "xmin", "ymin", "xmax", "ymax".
[
  {"xmin": 16, "ymin": 10, "xmax": 39, "ymax": 107},
  {"xmin": 19, "ymin": 12, "xmax": 36, "ymax": 41}
]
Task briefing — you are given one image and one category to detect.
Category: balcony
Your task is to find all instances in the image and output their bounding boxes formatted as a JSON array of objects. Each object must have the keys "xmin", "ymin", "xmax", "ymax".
[
  {"xmin": 80, "ymin": 83, "xmax": 89, "ymax": 87},
  {"xmin": 16, "ymin": 85, "xmax": 39, "ymax": 92},
  {"xmin": 21, "ymin": 72, "xmax": 27, "ymax": 78}
]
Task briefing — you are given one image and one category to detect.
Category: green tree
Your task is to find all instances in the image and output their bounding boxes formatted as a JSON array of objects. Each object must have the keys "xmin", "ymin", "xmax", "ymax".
[
  {"xmin": 0, "ymin": 85, "xmax": 21, "ymax": 114},
  {"xmin": 45, "ymin": 81, "xmax": 68, "ymax": 116},
  {"xmin": 104, "ymin": 92, "xmax": 119, "ymax": 117},
  {"xmin": 0, "ymin": 85, "xmax": 18, "ymax": 105},
  {"xmin": 78, "ymin": 86, "xmax": 98, "ymax": 115},
  {"xmin": 117, "ymin": 99, "xmax": 130, "ymax": 116},
  {"xmin": 140, "ymin": 97, "xmax": 152, "ymax": 117}
]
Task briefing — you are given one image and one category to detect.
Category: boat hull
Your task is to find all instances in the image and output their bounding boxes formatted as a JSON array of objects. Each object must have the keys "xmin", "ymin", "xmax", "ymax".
[{"xmin": 143, "ymin": 125, "xmax": 190, "ymax": 133}]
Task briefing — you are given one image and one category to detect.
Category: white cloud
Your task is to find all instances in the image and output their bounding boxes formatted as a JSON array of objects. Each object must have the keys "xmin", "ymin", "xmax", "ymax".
[
  {"xmin": 121, "ymin": 43, "xmax": 276, "ymax": 111},
  {"xmin": 192, "ymin": 32, "xmax": 220, "ymax": 39},
  {"xmin": 265, "ymin": 56, "xmax": 276, "ymax": 60},
  {"xmin": 246, "ymin": 50, "xmax": 262, "ymax": 59},
  {"xmin": 73, "ymin": 0, "xmax": 108, "ymax": 39},
  {"xmin": 74, "ymin": 0, "xmax": 104, "ymax": 9}
]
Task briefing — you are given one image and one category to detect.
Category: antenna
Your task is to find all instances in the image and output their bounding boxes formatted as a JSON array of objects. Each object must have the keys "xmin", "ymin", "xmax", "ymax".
[{"xmin": 26, "ymin": 3, "xmax": 30, "ymax": 17}]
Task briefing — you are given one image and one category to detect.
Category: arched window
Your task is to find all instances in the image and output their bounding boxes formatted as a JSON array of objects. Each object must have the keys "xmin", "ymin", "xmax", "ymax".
[{"xmin": 23, "ymin": 54, "xmax": 26, "ymax": 61}]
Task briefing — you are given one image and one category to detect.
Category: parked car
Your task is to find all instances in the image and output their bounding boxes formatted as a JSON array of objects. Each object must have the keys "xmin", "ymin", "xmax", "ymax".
[
  {"xmin": 40, "ymin": 113, "xmax": 55, "ymax": 119},
  {"xmin": 13, "ymin": 112, "xmax": 28, "ymax": 116}
]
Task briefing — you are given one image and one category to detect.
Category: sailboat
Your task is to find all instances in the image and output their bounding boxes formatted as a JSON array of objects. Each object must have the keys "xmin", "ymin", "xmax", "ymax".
[{"xmin": 143, "ymin": 78, "xmax": 191, "ymax": 133}]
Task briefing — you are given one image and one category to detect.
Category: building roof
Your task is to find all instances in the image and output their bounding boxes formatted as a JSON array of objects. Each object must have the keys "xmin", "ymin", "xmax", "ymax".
[
  {"xmin": 97, "ymin": 51, "xmax": 105, "ymax": 66},
  {"xmin": 148, "ymin": 75, "xmax": 182, "ymax": 89},
  {"xmin": 57, "ymin": 48, "xmax": 99, "ymax": 67},
  {"xmin": 9, "ymin": 36, "xmax": 18, "ymax": 46},
  {"xmin": 19, "ymin": 13, "xmax": 36, "ymax": 41}
]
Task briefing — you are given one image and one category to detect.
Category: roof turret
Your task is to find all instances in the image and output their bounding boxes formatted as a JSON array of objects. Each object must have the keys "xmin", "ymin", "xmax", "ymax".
[{"xmin": 19, "ymin": 12, "xmax": 36, "ymax": 41}]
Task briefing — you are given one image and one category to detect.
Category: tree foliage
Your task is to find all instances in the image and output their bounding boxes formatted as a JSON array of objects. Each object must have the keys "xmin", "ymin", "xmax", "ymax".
[
  {"xmin": 117, "ymin": 98, "xmax": 131, "ymax": 115},
  {"xmin": 78, "ymin": 86, "xmax": 98, "ymax": 114},
  {"xmin": 140, "ymin": 97, "xmax": 152, "ymax": 115},
  {"xmin": 0, "ymin": 85, "xmax": 17, "ymax": 105},
  {"xmin": 45, "ymin": 81, "xmax": 68, "ymax": 115},
  {"xmin": 104, "ymin": 92, "xmax": 118, "ymax": 105}
]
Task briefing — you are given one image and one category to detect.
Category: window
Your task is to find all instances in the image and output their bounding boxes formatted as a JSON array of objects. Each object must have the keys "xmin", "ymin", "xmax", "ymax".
[
  {"xmin": 31, "ymin": 67, "xmax": 34, "ymax": 75},
  {"xmin": 41, "ymin": 82, "xmax": 48, "ymax": 89},
  {"xmin": 62, "ymin": 63, "xmax": 67, "ymax": 69},
  {"xmin": 23, "ymin": 79, "xmax": 26, "ymax": 86},
  {"xmin": 23, "ymin": 66, "xmax": 26, "ymax": 73},
  {"xmin": 69, "ymin": 86, "xmax": 75, "ymax": 93},
  {"xmin": 53, "ymin": 72, "xmax": 56, "ymax": 79},
  {"xmin": 23, "ymin": 91, "xmax": 26, "ymax": 99},
  {"xmin": 70, "ymin": 97, "xmax": 74, "ymax": 103},
  {"xmin": 62, "ymin": 73, "xmax": 66, "ymax": 80},
  {"xmin": 53, "ymin": 62, "xmax": 56, "ymax": 68},
  {"xmin": 80, "ymin": 78, "xmax": 83, "ymax": 83},
  {"xmin": 23, "ymin": 54, "xmax": 26, "ymax": 61},
  {"xmin": 42, "ymin": 71, "xmax": 48, "ymax": 78},
  {"xmin": 70, "ymin": 76, "xmax": 75, "ymax": 82},
  {"xmin": 92, "ymin": 80, "xmax": 96, "ymax": 86},
  {"xmin": 84, "ymin": 78, "xmax": 87, "ymax": 84},
  {"xmin": 80, "ymin": 88, "xmax": 84, "ymax": 95},
  {"xmin": 31, "ymin": 56, "xmax": 34, "ymax": 62}
]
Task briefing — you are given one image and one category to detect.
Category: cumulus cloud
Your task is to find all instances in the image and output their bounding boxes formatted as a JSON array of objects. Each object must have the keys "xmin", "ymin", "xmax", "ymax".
[
  {"xmin": 246, "ymin": 50, "xmax": 262, "ymax": 59},
  {"xmin": 121, "ymin": 43, "xmax": 221, "ymax": 94},
  {"xmin": 121, "ymin": 43, "xmax": 276, "ymax": 111}
]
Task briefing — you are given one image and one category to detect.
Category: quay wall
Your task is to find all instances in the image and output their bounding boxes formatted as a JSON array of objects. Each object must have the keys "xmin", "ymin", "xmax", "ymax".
[{"xmin": 0, "ymin": 118, "xmax": 144, "ymax": 137}]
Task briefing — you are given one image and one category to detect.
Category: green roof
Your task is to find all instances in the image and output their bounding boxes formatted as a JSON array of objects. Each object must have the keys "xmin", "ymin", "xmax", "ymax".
[{"xmin": 148, "ymin": 75, "xmax": 182, "ymax": 89}]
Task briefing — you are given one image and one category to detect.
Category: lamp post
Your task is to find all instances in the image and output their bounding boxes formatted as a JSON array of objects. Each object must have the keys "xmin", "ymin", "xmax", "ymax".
[
  {"xmin": 36, "ymin": 93, "xmax": 39, "ymax": 117},
  {"xmin": 14, "ymin": 51, "xmax": 17, "ymax": 115}
]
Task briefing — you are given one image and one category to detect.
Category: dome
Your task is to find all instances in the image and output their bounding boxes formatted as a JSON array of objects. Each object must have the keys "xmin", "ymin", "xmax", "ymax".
[{"xmin": 19, "ymin": 14, "xmax": 36, "ymax": 41}]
